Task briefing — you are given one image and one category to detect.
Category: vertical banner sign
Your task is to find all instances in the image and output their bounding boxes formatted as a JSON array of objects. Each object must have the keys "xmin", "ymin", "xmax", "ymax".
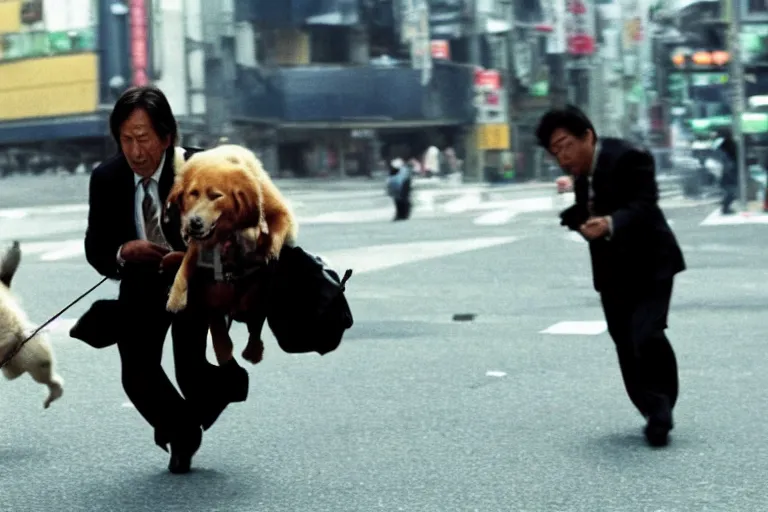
[
  {"xmin": 474, "ymin": 69, "xmax": 510, "ymax": 150},
  {"xmin": 565, "ymin": 0, "xmax": 596, "ymax": 56},
  {"xmin": 403, "ymin": 0, "xmax": 432, "ymax": 86},
  {"xmin": 130, "ymin": 0, "xmax": 149, "ymax": 86},
  {"xmin": 546, "ymin": 0, "xmax": 567, "ymax": 54}
]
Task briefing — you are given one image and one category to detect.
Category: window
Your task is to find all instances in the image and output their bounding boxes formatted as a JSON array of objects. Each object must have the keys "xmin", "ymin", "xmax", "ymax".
[
  {"xmin": 748, "ymin": 0, "xmax": 768, "ymax": 14},
  {"xmin": 0, "ymin": 0, "xmax": 97, "ymax": 62}
]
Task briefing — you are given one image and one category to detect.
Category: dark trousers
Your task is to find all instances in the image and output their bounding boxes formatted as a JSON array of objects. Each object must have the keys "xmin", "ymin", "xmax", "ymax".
[
  {"xmin": 722, "ymin": 184, "xmax": 737, "ymax": 213},
  {"xmin": 600, "ymin": 279, "xmax": 679, "ymax": 424},
  {"xmin": 117, "ymin": 272, "xmax": 239, "ymax": 448},
  {"xmin": 393, "ymin": 178, "xmax": 412, "ymax": 221},
  {"xmin": 394, "ymin": 199, "xmax": 411, "ymax": 220}
]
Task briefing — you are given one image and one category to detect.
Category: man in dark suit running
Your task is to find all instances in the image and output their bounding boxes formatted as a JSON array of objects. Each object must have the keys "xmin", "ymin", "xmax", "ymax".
[
  {"xmin": 536, "ymin": 105, "xmax": 686, "ymax": 447},
  {"xmin": 83, "ymin": 86, "xmax": 248, "ymax": 473}
]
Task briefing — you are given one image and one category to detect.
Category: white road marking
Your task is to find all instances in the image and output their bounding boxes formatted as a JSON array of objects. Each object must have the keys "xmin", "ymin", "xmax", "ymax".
[
  {"xmin": 564, "ymin": 232, "xmax": 586, "ymax": 243},
  {"xmin": 39, "ymin": 240, "xmax": 85, "ymax": 261},
  {"xmin": 0, "ymin": 203, "xmax": 89, "ymax": 218},
  {"xmin": 20, "ymin": 239, "xmax": 83, "ymax": 255},
  {"xmin": 485, "ymin": 371, "xmax": 507, "ymax": 378},
  {"xmin": 43, "ymin": 318, "xmax": 79, "ymax": 333},
  {"xmin": 298, "ymin": 207, "xmax": 394, "ymax": 224},
  {"xmin": 473, "ymin": 209, "xmax": 518, "ymax": 226},
  {"xmin": 700, "ymin": 207, "xmax": 768, "ymax": 226},
  {"xmin": 0, "ymin": 218, "xmax": 88, "ymax": 241},
  {"xmin": 319, "ymin": 236, "xmax": 520, "ymax": 275},
  {"xmin": 121, "ymin": 401, "xmax": 135, "ymax": 408},
  {"xmin": 443, "ymin": 192, "xmax": 482, "ymax": 213},
  {"xmin": 540, "ymin": 321, "xmax": 607, "ymax": 335},
  {"xmin": 471, "ymin": 196, "xmax": 555, "ymax": 213}
]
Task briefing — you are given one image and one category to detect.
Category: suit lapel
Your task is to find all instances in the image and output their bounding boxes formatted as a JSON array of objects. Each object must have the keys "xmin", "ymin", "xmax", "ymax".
[
  {"xmin": 158, "ymin": 146, "xmax": 176, "ymax": 205},
  {"xmin": 117, "ymin": 155, "xmax": 140, "ymax": 239},
  {"xmin": 158, "ymin": 146, "xmax": 189, "ymax": 250}
]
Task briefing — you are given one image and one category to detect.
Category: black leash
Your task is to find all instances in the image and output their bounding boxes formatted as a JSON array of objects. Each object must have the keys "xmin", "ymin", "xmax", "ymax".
[{"xmin": 0, "ymin": 276, "xmax": 109, "ymax": 369}]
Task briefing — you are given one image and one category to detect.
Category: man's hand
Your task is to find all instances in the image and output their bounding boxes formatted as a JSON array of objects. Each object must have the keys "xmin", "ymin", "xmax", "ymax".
[
  {"xmin": 159, "ymin": 251, "xmax": 185, "ymax": 273},
  {"xmin": 120, "ymin": 240, "xmax": 170, "ymax": 264},
  {"xmin": 580, "ymin": 216, "xmax": 610, "ymax": 240},
  {"xmin": 555, "ymin": 175, "xmax": 573, "ymax": 194}
]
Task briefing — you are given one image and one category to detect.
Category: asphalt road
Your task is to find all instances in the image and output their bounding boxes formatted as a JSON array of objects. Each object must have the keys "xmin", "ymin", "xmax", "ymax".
[{"xmin": 0, "ymin": 176, "xmax": 765, "ymax": 512}]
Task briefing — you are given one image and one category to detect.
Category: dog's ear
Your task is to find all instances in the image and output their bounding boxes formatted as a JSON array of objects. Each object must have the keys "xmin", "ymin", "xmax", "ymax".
[
  {"xmin": 166, "ymin": 179, "xmax": 185, "ymax": 212},
  {"xmin": 232, "ymin": 185, "xmax": 264, "ymax": 228}
]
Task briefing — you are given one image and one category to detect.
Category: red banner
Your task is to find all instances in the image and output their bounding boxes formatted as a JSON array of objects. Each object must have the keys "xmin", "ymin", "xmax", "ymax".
[
  {"xmin": 565, "ymin": 0, "xmax": 595, "ymax": 56},
  {"xmin": 130, "ymin": 0, "xmax": 149, "ymax": 86},
  {"xmin": 474, "ymin": 70, "xmax": 501, "ymax": 90},
  {"xmin": 430, "ymin": 40, "xmax": 450, "ymax": 60}
]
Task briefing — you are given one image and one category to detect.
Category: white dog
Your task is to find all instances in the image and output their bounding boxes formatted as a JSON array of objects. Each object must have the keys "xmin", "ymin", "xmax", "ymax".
[{"xmin": 0, "ymin": 241, "xmax": 63, "ymax": 408}]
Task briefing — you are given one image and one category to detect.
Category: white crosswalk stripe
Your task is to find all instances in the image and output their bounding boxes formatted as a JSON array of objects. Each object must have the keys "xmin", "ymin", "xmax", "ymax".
[
  {"xmin": 700, "ymin": 207, "xmax": 768, "ymax": 226},
  {"xmin": 0, "ymin": 189, "xmax": 703, "ymax": 263},
  {"xmin": 33, "ymin": 234, "xmax": 524, "ymax": 341}
]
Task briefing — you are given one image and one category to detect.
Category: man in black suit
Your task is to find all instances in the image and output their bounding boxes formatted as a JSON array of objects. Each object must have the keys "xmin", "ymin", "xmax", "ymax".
[
  {"xmin": 536, "ymin": 105, "xmax": 686, "ymax": 447},
  {"xmin": 82, "ymin": 86, "xmax": 248, "ymax": 473}
]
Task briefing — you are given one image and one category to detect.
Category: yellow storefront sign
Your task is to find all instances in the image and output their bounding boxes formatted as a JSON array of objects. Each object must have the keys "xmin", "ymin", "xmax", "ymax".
[
  {"xmin": 476, "ymin": 123, "xmax": 510, "ymax": 150},
  {"xmin": 0, "ymin": 53, "xmax": 98, "ymax": 120}
]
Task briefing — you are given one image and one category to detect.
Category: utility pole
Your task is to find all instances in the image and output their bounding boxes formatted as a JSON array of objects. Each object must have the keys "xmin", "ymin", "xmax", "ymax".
[
  {"xmin": 726, "ymin": 0, "xmax": 748, "ymax": 210},
  {"xmin": 464, "ymin": 0, "xmax": 485, "ymax": 183},
  {"xmin": 201, "ymin": 0, "xmax": 237, "ymax": 144},
  {"xmin": 547, "ymin": 0, "xmax": 568, "ymax": 108}
]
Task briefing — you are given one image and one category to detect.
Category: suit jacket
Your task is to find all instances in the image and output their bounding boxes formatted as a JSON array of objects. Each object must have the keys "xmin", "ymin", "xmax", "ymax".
[
  {"xmin": 84, "ymin": 145, "xmax": 200, "ymax": 280},
  {"xmin": 562, "ymin": 137, "xmax": 686, "ymax": 293},
  {"xmin": 72, "ymin": 146, "xmax": 201, "ymax": 348}
]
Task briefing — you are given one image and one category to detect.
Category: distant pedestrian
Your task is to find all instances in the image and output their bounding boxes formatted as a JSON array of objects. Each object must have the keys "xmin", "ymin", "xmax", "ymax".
[
  {"xmin": 536, "ymin": 105, "xmax": 686, "ymax": 447},
  {"xmin": 715, "ymin": 129, "xmax": 738, "ymax": 214},
  {"xmin": 386, "ymin": 158, "xmax": 412, "ymax": 221}
]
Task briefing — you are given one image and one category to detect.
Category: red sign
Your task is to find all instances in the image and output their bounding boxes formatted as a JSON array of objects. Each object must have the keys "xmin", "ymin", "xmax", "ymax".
[
  {"xmin": 430, "ymin": 40, "xmax": 450, "ymax": 60},
  {"xmin": 565, "ymin": 0, "xmax": 595, "ymax": 56},
  {"xmin": 567, "ymin": 35, "xmax": 595, "ymax": 55},
  {"xmin": 474, "ymin": 69, "xmax": 501, "ymax": 90},
  {"xmin": 130, "ymin": 0, "xmax": 149, "ymax": 86}
]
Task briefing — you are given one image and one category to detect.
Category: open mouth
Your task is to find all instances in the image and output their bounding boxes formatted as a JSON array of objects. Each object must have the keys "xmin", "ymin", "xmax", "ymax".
[{"xmin": 186, "ymin": 222, "xmax": 217, "ymax": 242}]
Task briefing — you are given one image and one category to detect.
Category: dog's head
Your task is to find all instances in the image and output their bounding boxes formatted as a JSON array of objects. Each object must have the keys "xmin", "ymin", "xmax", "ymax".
[{"xmin": 167, "ymin": 150, "xmax": 264, "ymax": 246}]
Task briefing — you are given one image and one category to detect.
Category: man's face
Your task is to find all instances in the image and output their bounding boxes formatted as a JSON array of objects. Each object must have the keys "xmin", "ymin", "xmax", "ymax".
[
  {"xmin": 119, "ymin": 108, "xmax": 170, "ymax": 177},
  {"xmin": 548, "ymin": 127, "xmax": 595, "ymax": 176}
]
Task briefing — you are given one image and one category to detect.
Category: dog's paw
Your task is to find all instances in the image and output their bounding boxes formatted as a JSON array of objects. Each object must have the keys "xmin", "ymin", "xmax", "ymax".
[
  {"xmin": 242, "ymin": 340, "xmax": 264, "ymax": 365},
  {"xmin": 261, "ymin": 235, "xmax": 282, "ymax": 262},
  {"xmin": 239, "ymin": 227, "xmax": 261, "ymax": 253},
  {"xmin": 44, "ymin": 382, "xmax": 63, "ymax": 409},
  {"xmin": 166, "ymin": 290, "xmax": 188, "ymax": 312}
]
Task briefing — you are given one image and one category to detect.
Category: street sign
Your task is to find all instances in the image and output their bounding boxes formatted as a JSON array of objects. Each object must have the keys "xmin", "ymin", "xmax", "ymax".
[{"xmin": 476, "ymin": 124, "xmax": 510, "ymax": 150}]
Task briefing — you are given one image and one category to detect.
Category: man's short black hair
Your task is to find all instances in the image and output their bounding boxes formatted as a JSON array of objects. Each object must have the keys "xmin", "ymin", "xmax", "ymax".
[
  {"xmin": 535, "ymin": 104, "xmax": 597, "ymax": 151},
  {"xmin": 109, "ymin": 85, "xmax": 179, "ymax": 149}
]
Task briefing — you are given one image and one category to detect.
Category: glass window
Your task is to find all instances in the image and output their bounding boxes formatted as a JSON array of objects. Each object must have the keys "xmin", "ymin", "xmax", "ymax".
[
  {"xmin": 0, "ymin": 0, "xmax": 97, "ymax": 62},
  {"xmin": 747, "ymin": 0, "xmax": 768, "ymax": 14}
]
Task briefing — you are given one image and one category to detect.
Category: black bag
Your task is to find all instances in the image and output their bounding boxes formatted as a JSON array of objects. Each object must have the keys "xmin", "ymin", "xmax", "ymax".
[
  {"xmin": 69, "ymin": 299, "xmax": 124, "ymax": 349},
  {"xmin": 266, "ymin": 246, "xmax": 353, "ymax": 355},
  {"xmin": 559, "ymin": 204, "xmax": 589, "ymax": 231}
]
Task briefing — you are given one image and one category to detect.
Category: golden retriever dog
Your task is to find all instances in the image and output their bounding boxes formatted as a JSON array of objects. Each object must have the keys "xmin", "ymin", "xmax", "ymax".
[
  {"xmin": 165, "ymin": 144, "xmax": 298, "ymax": 364},
  {"xmin": 0, "ymin": 242, "xmax": 64, "ymax": 408}
]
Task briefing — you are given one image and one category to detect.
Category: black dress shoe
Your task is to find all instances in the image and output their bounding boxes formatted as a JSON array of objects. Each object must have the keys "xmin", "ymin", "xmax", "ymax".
[
  {"xmin": 644, "ymin": 399, "xmax": 673, "ymax": 448},
  {"xmin": 199, "ymin": 360, "xmax": 249, "ymax": 430},
  {"xmin": 644, "ymin": 421, "xmax": 671, "ymax": 447},
  {"xmin": 168, "ymin": 426, "xmax": 203, "ymax": 474}
]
